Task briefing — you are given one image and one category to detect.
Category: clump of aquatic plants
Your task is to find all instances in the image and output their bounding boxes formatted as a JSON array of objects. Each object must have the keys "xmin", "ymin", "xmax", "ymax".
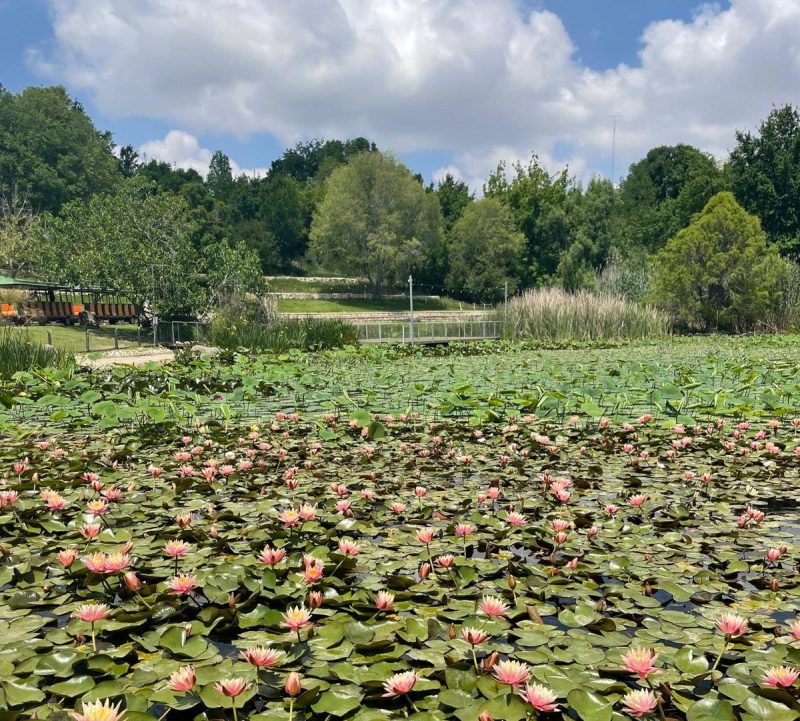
[{"xmin": 2, "ymin": 410, "xmax": 800, "ymax": 720}]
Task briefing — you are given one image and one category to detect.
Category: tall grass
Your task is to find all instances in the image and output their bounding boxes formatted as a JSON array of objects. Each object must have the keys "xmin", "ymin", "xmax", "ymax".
[
  {"xmin": 0, "ymin": 327, "xmax": 73, "ymax": 377},
  {"xmin": 206, "ymin": 316, "xmax": 359, "ymax": 353},
  {"xmin": 505, "ymin": 287, "xmax": 670, "ymax": 341}
]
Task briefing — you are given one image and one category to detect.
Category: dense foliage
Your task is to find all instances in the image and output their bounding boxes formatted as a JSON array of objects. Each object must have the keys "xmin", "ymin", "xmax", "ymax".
[
  {"xmin": 1, "ymin": 339, "xmax": 800, "ymax": 720},
  {"xmin": 651, "ymin": 193, "xmax": 786, "ymax": 332},
  {"xmin": 3, "ymin": 83, "xmax": 800, "ymax": 325},
  {"xmin": 0, "ymin": 326, "xmax": 72, "ymax": 377}
]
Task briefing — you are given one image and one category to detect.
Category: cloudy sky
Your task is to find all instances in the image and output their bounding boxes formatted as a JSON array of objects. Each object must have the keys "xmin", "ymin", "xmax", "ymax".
[{"xmin": 2, "ymin": 0, "xmax": 800, "ymax": 187}]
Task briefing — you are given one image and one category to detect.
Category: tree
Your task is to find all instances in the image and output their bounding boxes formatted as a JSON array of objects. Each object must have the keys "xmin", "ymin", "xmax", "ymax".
[
  {"xmin": 435, "ymin": 174, "xmax": 473, "ymax": 231},
  {"xmin": 118, "ymin": 145, "xmax": 140, "ymax": 177},
  {"xmin": 37, "ymin": 178, "xmax": 202, "ymax": 316},
  {"xmin": 309, "ymin": 152, "xmax": 442, "ymax": 295},
  {"xmin": 728, "ymin": 104, "xmax": 800, "ymax": 256},
  {"xmin": 651, "ymin": 192, "xmax": 785, "ymax": 332},
  {"xmin": 0, "ymin": 188, "xmax": 37, "ymax": 277},
  {"xmin": 270, "ymin": 138, "xmax": 377, "ymax": 182},
  {"xmin": 558, "ymin": 177, "xmax": 620, "ymax": 290},
  {"xmin": 484, "ymin": 155, "xmax": 573, "ymax": 284},
  {"xmin": 446, "ymin": 199, "xmax": 525, "ymax": 303},
  {"xmin": 207, "ymin": 151, "xmax": 234, "ymax": 202},
  {"xmin": 0, "ymin": 86, "xmax": 120, "ymax": 213},
  {"xmin": 618, "ymin": 144, "xmax": 724, "ymax": 253}
]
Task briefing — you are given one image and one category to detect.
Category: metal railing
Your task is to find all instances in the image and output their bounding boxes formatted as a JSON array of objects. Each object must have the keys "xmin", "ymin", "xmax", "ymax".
[{"xmin": 356, "ymin": 319, "xmax": 504, "ymax": 344}]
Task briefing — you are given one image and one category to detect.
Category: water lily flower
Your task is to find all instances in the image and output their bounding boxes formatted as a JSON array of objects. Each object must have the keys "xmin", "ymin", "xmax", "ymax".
[
  {"xmin": 493, "ymin": 660, "xmax": 530, "ymax": 687},
  {"xmin": 285, "ymin": 671, "xmax": 302, "ymax": 696},
  {"xmin": 302, "ymin": 564, "xmax": 324, "ymax": 584},
  {"xmin": 717, "ymin": 613, "xmax": 748, "ymax": 637},
  {"xmin": 72, "ymin": 603, "xmax": 110, "ymax": 651},
  {"xmin": 83, "ymin": 553, "xmax": 107, "ymax": 574},
  {"xmin": 763, "ymin": 666, "xmax": 800, "ymax": 688},
  {"xmin": 103, "ymin": 553, "xmax": 130, "ymax": 574},
  {"xmin": 281, "ymin": 606, "xmax": 312, "ymax": 633},
  {"xmin": 123, "ymin": 571, "xmax": 141, "ymax": 592},
  {"xmin": 506, "ymin": 511, "xmax": 525, "ymax": 526},
  {"xmin": 80, "ymin": 523, "xmax": 102, "ymax": 540},
  {"xmin": 164, "ymin": 540, "xmax": 190, "ymax": 557},
  {"xmin": 520, "ymin": 682, "xmax": 559, "ymax": 713},
  {"xmin": 621, "ymin": 689, "xmax": 658, "ymax": 718},
  {"xmin": 414, "ymin": 486, "xmax": 428, "ymax": 498},
  {"xmin": 390, "ymin": 502, "xmax": 407, "ymax": 513},
  {"xmin": 167, "ymin": 574, "xmax": 198, "ymax": 596},
  {"xmin": 454, "ymin": 523, "xmax": 475, "ymax": 537},
  {"xmin": 383, "ymin": 670, "xmax": 419, "ymax": 697},
  {"xmin": 69, "ymin": 698, "xmax": 125, "ymax": 721},
  {"xmin": 309, "ymin": 590, "xmax": 323, "ymax": 608},
  {"xmin": 789, "ymin": 619, "xmax": 800, "ymax": 640},
  {"xmin": 552, "ymin": 519, "xmax": 570, "ymax": 532},
  {"xmin": 243, "ymin": 646, "xmax": 282, "ymax": 668},
  {"xmin": 278, "ymin": 509, "xmax": 301, "ymax": 527},
  {"xmin": 338, "ymin": 539, "xmax": 361, "ymax": 556},
  {"xmin": 622, "ymin": 648, "xmax": 659, "ymax": 679},
  {"xmin": 298, "ymin": 503, "xmax": 317, "ymax": 521},
  {"xmin": 259, "ymin": 545, "xmax": 287, "ymax": 565},
  {"xmin": 215, "ymin": 677, "xmax": 249, "ymax": 697},
  {"xmin": 57, "ymin": 548, "xmax": 79, "ymax": 568},
  {"xmin": 168, "ymin": 665, "xmax": 196, "ymax": 692},
  {"xmin": 479, "ymin": 596, "xmax": 509, "ymax": 618},
  {"xmin": 416, "ymin": 528, "xmax": 435, "ymax": 544},
  {"xmin": 376, "ymin": 590, "xmax": 395, "ymax": 611},
  {"xmin": 462, "ymin": 627, "xmax": 489, "ymax": 645},
  {"xmin": 629, "ymin": 494, "xmax": 647, "ymax": 507},
  {"xmin": 604, "ymin": 504, "xmax": 619, "ymax": 515},
  {"xmin": 436, "ymin": 554, "xmax": 455, "ymax": 568}
]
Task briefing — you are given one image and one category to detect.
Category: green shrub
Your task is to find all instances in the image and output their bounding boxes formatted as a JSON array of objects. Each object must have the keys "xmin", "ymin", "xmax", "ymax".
[
  {"xmin": 505, "ymin": 287, "xmax": 670, "ymax": 341},
  {"xmin": 651, "ymin": 192, "xmax": 785, "ymax": 332},
  {"xmin": 0, "ymin": 328, "xmax": 73, "ymax": 377},
  {"xmin": 206, "ymin": 315, "xmax": 358, "ymax": 353}
]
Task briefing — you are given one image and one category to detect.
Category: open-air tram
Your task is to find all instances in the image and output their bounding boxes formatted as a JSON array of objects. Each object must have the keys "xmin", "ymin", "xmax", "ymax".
[{"xmin": 0, "ymin": 277, "xmax": 138, "ymax": 325}]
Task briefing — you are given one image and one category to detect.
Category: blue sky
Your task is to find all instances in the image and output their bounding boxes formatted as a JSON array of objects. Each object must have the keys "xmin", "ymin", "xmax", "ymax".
[{"xmin": 4, "ymin": 0, "xmax": 797, "ymax": 188}]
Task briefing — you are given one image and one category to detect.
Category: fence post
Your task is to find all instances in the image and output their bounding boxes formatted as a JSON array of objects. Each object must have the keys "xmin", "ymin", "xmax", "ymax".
[
  {"xmin": 47, "ymin": 330, "xmax": 52, "ymax": 346},
  {"xmin": 114, "ymin": 328, "xmax": 119, "ymax": 349},
  {"xmin": 85, "ymin": 329, "xmax": 90, "ymax": 352},
  {"xmin": 171, "ymin": 322, "xmax": 176, "ymax": 346},
  {"xmin": 402, "ymin": 325, "xmax": 405, "ymax": 344},
  {"xmin": 137, "ymin": 325, "xmax": 141, "ymax": 347},
  {"xmin": 378, "ymin": 324, "xmax": 382, "ymax": 342}
]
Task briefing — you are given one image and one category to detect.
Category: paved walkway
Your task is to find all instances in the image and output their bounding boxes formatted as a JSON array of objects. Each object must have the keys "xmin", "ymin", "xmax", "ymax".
[{"xmin": 76, "ymin": 348, "xmax": 176, "ymax": 368}]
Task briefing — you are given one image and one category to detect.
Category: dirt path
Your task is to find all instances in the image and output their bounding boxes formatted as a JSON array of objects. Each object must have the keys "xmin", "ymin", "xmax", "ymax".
[{"xmin": 76, "ymin": 348, "xmax": 176, "ymax": 368}]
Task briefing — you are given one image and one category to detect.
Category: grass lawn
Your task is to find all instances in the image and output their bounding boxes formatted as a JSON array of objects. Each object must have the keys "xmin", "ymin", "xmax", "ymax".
[{"xmin": 8, "ymin": 323, "xmax": 144, "ymax": 353}]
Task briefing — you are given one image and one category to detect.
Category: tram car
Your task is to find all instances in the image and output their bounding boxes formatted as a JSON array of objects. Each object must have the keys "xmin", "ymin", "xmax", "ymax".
[{"xmin": 0, "ymin": 277, "xmax": 137, "ymax": 325}]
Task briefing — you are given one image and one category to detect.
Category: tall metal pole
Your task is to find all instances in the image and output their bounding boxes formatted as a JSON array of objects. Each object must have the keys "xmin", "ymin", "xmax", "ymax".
[{"xmin": 408, "ymin": 275, "xmax": 414, "ymax": 345}]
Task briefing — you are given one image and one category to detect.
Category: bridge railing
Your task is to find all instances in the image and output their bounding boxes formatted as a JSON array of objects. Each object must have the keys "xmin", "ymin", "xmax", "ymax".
[{"xmin": 356, "ymin": 319, "xmax": 504, "ymax": 344}]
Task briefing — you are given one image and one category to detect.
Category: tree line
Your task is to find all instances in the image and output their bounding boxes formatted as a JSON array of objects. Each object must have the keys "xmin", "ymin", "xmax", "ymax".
[{"xmin": 1, "ymin": 84, "xmax": 800, "ymax": 324}]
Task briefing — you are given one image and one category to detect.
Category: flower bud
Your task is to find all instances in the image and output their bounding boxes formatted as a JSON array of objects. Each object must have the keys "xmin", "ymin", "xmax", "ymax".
[
  {"xmin": 482, "ymin": 651, "xmax": 499, "ymax": 671},
  {"xmin": 285, "ymin": 671, "xmax": 302, "ymax": 697},
  {"xmin": 507, "ymin": 574, "xmax": 516, "ymax": 590},
  {"xmin": 123, "ymin": 571, "xmax": 141, "ymax": 591},
  {"xmin": 309, "ymin": 590, "xmax": 323, "ymax": 608},
  {"xmin": 448, "ymin": 624, "xmax": 457, "ymax": 639},
  {"xmin": 478, "ymin": 713, "xmax": 494, "ymax": 721}
]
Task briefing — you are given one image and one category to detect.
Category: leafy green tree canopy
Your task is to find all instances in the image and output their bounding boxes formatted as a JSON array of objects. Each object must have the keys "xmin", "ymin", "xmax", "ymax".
[
  {"xmin": 618, "ymin": 144, "xmax": 724, "ymax": 253},
  {"xmin": 446, "ymin": 198, "xmax": 525, "ymax": 303},
  {"xmin": 0, "ymin": 85, "xmax": 120, "ymax": 214},
  {"xmin": 309, "ymin": 152, "xmax": 442, "ymax": 295},
  {"xmin": 484, "ymin": 155, "xmax": 573, "ymax": 284},
  {"xmin": 651, "ymin": 192, "xmax": 785, "ymax": 332},
  {"xmin": 728, "ymin": 104, "xmax": 800, "ymax": 256}
]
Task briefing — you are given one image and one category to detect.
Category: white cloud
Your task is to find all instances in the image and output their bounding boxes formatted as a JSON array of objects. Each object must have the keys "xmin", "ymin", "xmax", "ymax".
[
  {"xmin": 138, "ymin": 130, "xmax": 266, "ymax": 178},
  {"xmin": 28, "ymin": 0, "xmax": 800, "ymax": 188}
]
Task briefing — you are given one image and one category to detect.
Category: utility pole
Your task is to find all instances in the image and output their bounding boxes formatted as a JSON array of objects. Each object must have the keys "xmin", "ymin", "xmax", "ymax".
[
  {"xmin": 408, "ymin": 275, "xmax": 414, "ymax": 345},
  {"xmin": 611, "ymin": 115, "xmax": 621, "ymax": 186}
]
